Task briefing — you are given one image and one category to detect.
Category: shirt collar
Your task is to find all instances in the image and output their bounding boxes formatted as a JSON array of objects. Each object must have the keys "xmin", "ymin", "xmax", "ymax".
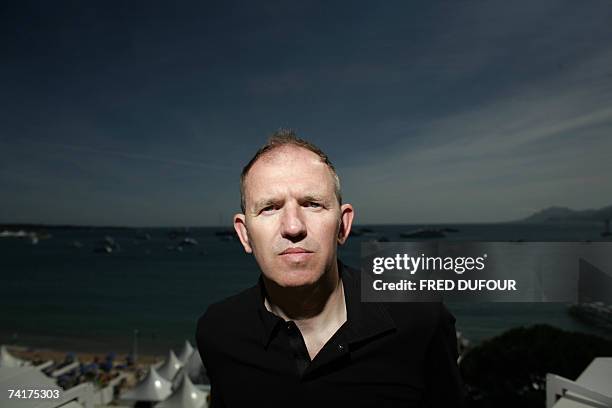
[{"xmin": 255, "ymin": 261, "xmax": 396, "ymax": 349}]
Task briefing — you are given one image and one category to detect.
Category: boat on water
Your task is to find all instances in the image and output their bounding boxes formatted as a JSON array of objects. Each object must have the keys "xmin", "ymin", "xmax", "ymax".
[
  {"xmin": 0, "ymin": 230, "xmax": 29, "ymax": 238},
  {"xmin": 181, "ymin": 237, "xmax": 198, "ymax": 246},
  {"xmin": 0, "ymin": 230, "xmax": 50, "ymax": 244},
  {"xmin": 93, "ymin": 236, "xmax": 120, "ymax": 254},
  {"xmin": 94, "ymin": 245, "xmax": 113, "ymax": 254},
  {"xmin": 568, "ymin": 301, "xmax": 612, "ymax": 330}
]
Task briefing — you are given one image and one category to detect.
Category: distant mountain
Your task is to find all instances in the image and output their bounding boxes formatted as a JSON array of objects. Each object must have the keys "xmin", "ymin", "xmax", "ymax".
[{"xmin": 520, "ymin": 205, "xmax": 612, "ymax": 222}]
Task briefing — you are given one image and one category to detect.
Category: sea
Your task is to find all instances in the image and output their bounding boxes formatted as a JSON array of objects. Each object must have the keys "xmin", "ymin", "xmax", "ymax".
[{"xmin": 1, "ymin": 222, "xmax": 610, "ymax": 355}]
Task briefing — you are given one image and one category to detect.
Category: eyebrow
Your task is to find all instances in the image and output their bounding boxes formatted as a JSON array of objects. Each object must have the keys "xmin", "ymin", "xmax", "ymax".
[
  {"xmin": 302, "ymin": 194, "xmax": 326, "ymax": 203},
  {"xmin": 252, "ymin": 193, "xmax": 327, "ymax": 211}
]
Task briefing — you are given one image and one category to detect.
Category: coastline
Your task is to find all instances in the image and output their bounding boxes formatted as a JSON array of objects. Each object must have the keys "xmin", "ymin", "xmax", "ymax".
[
  {"xmin": 0, "ymin": 328, "xmax": 189, "ymax": 357},
  {"xmin": 6, "ymin": 344, "xmax": 164, "ymax": 367}
]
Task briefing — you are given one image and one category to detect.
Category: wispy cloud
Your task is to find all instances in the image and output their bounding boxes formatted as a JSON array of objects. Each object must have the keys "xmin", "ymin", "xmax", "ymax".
[
  {"xmin": 0, "ymin": 138, "xmax": 233, "ymax": 171},
  {"xmin": 342, "ymin": 48, "xmax": 612, "ymax": 223}
]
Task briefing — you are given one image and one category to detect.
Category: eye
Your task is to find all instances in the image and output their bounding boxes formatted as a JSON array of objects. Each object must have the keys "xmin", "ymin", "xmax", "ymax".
[
  {"xmin": 306, "ymin": 201, "xmax": 322, "ymax": 208},
  {"xmin": 260, "ymin": 205, "xmax": 277, "ymax": 214}
]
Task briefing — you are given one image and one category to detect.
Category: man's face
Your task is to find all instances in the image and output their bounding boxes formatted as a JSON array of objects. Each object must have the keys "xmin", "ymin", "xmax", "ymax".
[{"xmin": 234, "ymin": 146, "xmax": 352, "ymax": 288}]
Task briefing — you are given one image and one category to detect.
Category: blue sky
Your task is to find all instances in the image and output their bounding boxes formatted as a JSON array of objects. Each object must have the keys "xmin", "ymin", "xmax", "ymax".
[{"xmin": 1, "ymin": 1, "xmax": 611, "ymax": 226}]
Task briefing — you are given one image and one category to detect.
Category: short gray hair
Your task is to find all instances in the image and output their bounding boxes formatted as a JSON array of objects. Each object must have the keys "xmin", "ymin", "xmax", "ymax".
[{"xmin": 240, "ymin": 129, "xmax": 341, "ymax": 213}]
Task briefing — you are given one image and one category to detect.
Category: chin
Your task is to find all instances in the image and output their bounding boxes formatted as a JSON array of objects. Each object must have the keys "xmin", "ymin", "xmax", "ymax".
[{"xmin": 273, "ymin": 268, "xmax": 322, "ymax": 288}]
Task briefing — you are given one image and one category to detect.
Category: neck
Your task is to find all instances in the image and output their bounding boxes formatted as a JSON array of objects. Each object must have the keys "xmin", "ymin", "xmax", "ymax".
[{"xmin": 263, "ymin": 262, "xmax": 343, "ymax": 321}]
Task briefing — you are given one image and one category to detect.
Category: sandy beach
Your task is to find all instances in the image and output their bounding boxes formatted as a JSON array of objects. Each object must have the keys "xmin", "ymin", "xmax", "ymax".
[
  {"xmin": 6, "ymin": 344, "xmax": 164, "ymax": 381},
  {"xmin": 5, "ymin": 344, "xmax": 168, "ymax": 392},
  {"xmin": 7, "ymin": 344, "xmax": 163, "ymax": 365}
]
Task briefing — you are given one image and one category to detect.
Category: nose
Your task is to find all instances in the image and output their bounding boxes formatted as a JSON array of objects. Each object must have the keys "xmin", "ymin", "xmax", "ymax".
[{"xmin": 280, "ymin": 203, "xmax": 307, "ymax": 242}]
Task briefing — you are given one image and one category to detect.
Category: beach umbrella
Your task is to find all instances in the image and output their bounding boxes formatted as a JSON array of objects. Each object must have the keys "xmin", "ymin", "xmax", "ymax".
[
  {"xmin": 155, "ymin": 372, "xmax": 209, "ymax": 408},
  {"xmin": 157, "ymin": 350, "xmax": 183, "ymax": 381},
  {"xmin": 121, "ymin": 366, "xmax": 172, "ymax": 402},
  {"xmin": 178, "ymin": 340, "xmax": 195, "ymax": 363},
  {"xmin": 65, "ymin": 352, "xmax": 76, "ymax": 363},
  {"xmin": 0, "ymin": 345, "xmax": 27, "ymax": 368}
]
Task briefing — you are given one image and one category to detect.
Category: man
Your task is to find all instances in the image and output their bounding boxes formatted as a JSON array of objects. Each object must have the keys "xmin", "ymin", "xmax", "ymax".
[{"xmin": 196, "ymin": 130, "xmax": 465, "ymax": 407}]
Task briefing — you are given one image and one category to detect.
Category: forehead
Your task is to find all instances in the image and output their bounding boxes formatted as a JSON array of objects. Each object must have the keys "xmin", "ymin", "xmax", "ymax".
[{"xmin": 244, "ymin": 146, "xmax": 336, "ymax": 201}]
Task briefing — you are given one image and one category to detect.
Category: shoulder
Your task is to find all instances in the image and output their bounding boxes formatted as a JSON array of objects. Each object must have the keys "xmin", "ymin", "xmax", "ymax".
[
  {"xmin": 195, "ymin": 285, "xmax": 259, "ymax": 357},
  {"xmin": 198, "ymin": 285, "xmax": 257, "ymax": 325},
  {"xmin": 342, "ymin": 262, "xmax": 454, "ymax": 333},
  {"xmin": 342, "ymin": 262, "xmax": 455, "ymax": 344}
]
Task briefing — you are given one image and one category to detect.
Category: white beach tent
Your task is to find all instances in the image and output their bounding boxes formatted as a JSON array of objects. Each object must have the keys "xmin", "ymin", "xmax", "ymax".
[
  {"xmin": 0, "ymin": 365, "xmax": 94, "ymax": 408},
  {"xmin": 155, "ymin": 373, "xmax": 209, "ymax": 408},
  {"xmin": 157, "ymin": 349, "xmax": 183, "ymax": 381},
  {"xmin": 547, "ymin": 357, "xmax": 612, "ymax": 407},
  {"xmin": 0, "ymin": 345, "xmax": 28, "ymax": 368},
  {"xmin": 184, "ymin": 349, "xmax": 205, "ymax": 382},
  {"xmin": 178, "ymin": 340, "xmax": 195, "ymax": 363},
  {"xmin": 121, "ymin": 366, "xmax": 172, "ymax": 402}
]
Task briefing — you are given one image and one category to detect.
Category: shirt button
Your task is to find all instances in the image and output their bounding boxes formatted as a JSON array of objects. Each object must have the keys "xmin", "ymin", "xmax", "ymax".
[
  {"xmin": 286, "ymin": 322, "xmax": 293, "ymax": 330},
  {"xmin": 338, "ymin": 344, "xmax": 345, "ymax": 352}
]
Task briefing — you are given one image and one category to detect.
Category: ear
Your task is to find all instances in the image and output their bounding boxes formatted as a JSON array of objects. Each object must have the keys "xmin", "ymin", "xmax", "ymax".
[
  {"xmin": 233, "ymin": 213, "xmax": 253, "ymax": 253},
  {"xmin": 337, "ymin": 203, "xmax": 354, "ymax": 245}
]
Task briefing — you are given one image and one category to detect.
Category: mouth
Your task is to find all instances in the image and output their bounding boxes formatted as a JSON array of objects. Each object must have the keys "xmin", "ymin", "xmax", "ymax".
[
  {"xmin": 279, "ymin": 247, "xmax": 313, "ymax": 262},
  {"xmin": 279, "ymin": 247, "xmax": 313, "ymax": 255}
]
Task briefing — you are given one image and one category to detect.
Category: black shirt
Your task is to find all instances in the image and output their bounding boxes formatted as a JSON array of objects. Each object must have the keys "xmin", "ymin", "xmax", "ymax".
[{"xmin": 196, "ymin": 262, "xmax": 465, "ymax": 407}]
